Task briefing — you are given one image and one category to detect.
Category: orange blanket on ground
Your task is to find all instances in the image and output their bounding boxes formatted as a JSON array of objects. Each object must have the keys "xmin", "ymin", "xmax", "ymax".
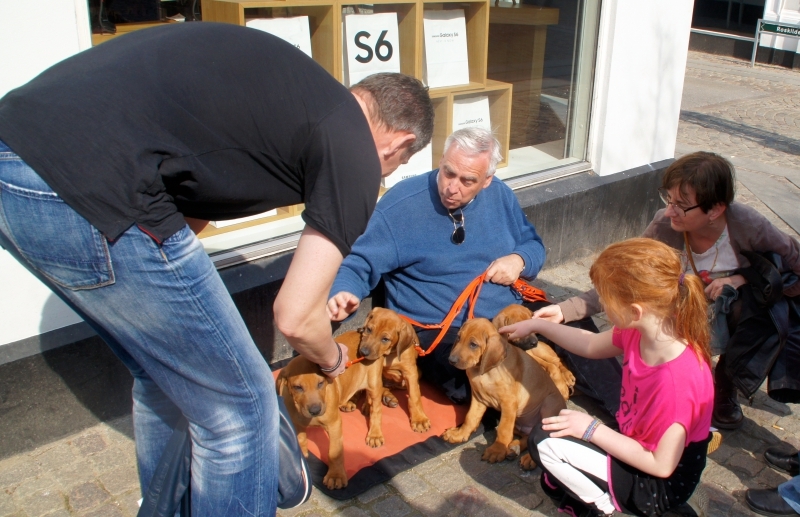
[{"xmin": 273, "ymin": 369, "xmax": 471, "ymax": 479}]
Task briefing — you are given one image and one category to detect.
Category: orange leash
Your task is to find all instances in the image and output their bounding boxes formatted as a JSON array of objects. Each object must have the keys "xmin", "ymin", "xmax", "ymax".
[
  {"xmin": 512, "ymin": 278, "xmax": 549, "ymax": 305},
  {"xmin": 345, "ymin": 356, "xmax": 364, "ymax": 368},
  {"xmin": 397, "ymin": 274, "xmax": 549, "ymax": 358}
]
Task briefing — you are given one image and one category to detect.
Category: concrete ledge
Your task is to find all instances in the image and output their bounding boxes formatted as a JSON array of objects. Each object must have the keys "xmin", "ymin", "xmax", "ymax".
[
  {"xmin": 0, "ymin": 321, "xmax": 96, "ymax": 366},
  {"xmin": 518, "ymin": 159, "xmax": 667, "ymax": 267}
]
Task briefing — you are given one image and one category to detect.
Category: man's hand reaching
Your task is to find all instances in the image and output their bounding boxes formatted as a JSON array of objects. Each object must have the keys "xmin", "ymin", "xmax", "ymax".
[{"xmin": 327, "ymin": 291, "xmax": 360, "ymax": 321}]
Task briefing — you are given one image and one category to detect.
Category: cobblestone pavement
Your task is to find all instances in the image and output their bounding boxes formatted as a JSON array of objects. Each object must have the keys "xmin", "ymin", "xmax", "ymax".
[
  {"xmin": 679, "ymin": 52, "xmax": 800, "ymax": 171},
  {"xmin": 2, "ymin": 52, "xmax": 799, "ymax": 517}
]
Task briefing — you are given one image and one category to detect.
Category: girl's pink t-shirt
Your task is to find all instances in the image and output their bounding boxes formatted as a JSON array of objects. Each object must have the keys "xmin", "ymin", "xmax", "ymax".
[{"xmin": 612, "ymin": 327, "xmax": 714, "ymax": 451}]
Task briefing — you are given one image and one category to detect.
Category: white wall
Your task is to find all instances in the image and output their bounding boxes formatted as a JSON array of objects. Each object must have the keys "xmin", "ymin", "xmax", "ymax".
[
  {"xmin": 0, "ymin": 0, "xmax": 91, "ymax": 347},
  {"xmin": 762, "ymin": 0, "xmax": 800, "ymax": 53},
  {"xmin": 0, "ymin": 0, "xmax": 91, "ymax": 94},
  {"xmin": 589, "ymin": 0, "xmax": 694, "ymax": 176}
]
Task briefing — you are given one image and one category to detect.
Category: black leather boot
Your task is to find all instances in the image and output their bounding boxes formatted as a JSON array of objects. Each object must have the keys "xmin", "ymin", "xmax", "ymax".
[
  {"xmin": 712, "ymin": 355, "xmax": 743, "ymax": 430},
  {"xmin": 746, "ymin": 488, "xmax": 798, "ymax": 516},
  {"xmin": 765, "ymin": 446, "xmax": 800, "ymax": 476}
]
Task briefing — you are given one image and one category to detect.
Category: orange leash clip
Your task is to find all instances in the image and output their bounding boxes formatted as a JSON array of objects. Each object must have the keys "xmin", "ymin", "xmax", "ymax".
[{"xmin": 511, "ymin": 278, "xmax": 549, "ymax": 304}]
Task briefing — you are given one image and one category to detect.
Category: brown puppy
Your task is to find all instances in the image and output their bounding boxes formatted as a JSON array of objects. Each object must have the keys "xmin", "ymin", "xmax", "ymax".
[
  {"xmin": 276, "ymin": 331, "xmax": 385, "ymax": 489},
  {"xmin": 356, "ymin": 307, "xmax": 431, "ymax": 433},
  {"xmin": 442, "ymin": 318, "xmax": 565, "ymax": 466},
  {"xmin": 492, "ymin": 304, "xmax": 576, "ymax": 400}
]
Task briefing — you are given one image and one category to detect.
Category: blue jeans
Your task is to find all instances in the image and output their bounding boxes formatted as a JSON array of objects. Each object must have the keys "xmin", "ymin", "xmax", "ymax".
[
  {"xmin": 0, "ymin": 141, "xmax": 278, "ymax": 516},
  {"xmin": 779, "ymin": 456, "xmax": 800, "ymax": 514}
]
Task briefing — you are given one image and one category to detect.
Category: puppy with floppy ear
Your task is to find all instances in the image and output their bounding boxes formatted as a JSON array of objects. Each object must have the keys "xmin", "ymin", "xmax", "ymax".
[
  {"xmin": 443, "ymin": 318, "xmax": 565, "ymax": 466},
  {"xmin": 357, "ymin": 307, "xmax": 431, "ymax": 433},
  {"xmin": 492, "ymin": 304, "xmax": 576, "ymax": 400},
  {"xmin": 277, "ymin": 356, "xmax": 347, "ymax": 489},
  {"xmin": 276, "ymin": 330, "xmax": 386, "ymax": 489}
]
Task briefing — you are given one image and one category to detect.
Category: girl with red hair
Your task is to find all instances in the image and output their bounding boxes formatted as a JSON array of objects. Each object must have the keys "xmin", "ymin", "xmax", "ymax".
[{"xmin": 501, "ymin": 238, "xmax": 714, "ymax": 516}]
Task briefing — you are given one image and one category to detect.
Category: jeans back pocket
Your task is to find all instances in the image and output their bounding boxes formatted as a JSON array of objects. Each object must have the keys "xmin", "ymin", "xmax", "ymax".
[{"xmin": 0, "ymin": 161, "xmax": 114, "ymax": 290}]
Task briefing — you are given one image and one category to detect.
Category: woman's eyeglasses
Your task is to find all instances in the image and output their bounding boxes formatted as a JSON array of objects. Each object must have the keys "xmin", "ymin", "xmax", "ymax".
[
  {"xmin": 658, "ymin": 188, "xmax": 700, "ymax": 217},
  {"xmin": 449, "ymin": 208, "xmax": 465, "ymax": 244}
]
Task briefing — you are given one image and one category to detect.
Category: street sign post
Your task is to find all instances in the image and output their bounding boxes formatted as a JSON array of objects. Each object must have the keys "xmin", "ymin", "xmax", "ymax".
[{"xmin": 752, "ymin": 19, "xmax": 800, "ymax": 67}]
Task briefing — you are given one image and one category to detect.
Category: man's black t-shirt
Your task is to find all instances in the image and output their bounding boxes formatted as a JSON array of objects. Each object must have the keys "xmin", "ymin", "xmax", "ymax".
[{"xmin": 0, "ymin": 23, "xmax": 380, "ymax": 256}]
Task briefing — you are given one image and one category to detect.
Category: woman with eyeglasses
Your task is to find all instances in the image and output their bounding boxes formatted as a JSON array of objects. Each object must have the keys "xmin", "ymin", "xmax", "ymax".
[{"xmin": 534, "ymin": 151, "xmax": 800, "ymax": 429}]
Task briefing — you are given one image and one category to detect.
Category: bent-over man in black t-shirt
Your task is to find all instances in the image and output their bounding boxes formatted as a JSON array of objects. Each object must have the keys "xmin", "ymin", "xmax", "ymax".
[{"xmin": 0, "ymin": 22, "xmax": 433, "ymax": 515}]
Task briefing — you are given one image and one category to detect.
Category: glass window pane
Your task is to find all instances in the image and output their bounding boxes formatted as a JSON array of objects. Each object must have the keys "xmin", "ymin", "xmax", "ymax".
[{"xmin": 487, "ymin": 0, "xmax": 600, "ymax": 181}]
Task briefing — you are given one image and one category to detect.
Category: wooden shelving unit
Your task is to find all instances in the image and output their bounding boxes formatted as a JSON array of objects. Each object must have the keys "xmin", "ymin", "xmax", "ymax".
[
  {"xmin": 428, "ymin": 88, "xmax": 453, "ymax": 171},
  {"xmin": 197, "ymin": 206, "xmax": 297, "ymax": 238},
  {"xmin": 451, "ymin": 79, "xmax": 512, "ymax": 167},
  {"xmin": 91, "ymin": 20, "xmax": 174, "ymax": 46},
  {"xmin": 203, "ymin": 0, "xmax": 339, "ymax": 76},
  {"xmin": 342, "ymin": 0, "xmax": 422, "ymax": 80},
  {"xmin": 421, "ymin": 0, "xmax": 489, "ymax": 89},
  {"xmin": 199, "ymin": 0, "xmax": 513, "ymax": 236}
]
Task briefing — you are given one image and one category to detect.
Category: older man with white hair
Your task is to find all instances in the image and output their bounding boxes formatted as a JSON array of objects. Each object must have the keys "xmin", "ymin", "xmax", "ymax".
[{"xmin": 328, "ymin": 127, "xmax": 546, "ymax": 403}]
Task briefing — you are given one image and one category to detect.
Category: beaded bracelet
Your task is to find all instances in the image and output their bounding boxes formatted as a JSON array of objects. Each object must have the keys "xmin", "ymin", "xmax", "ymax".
[
  {"xmin": 582, "ymin": 419, "xmax": 601, "ymax": 442},
  {"xmin": 319, "ymin": 342, "xmax": 343, "ymax": 373}
]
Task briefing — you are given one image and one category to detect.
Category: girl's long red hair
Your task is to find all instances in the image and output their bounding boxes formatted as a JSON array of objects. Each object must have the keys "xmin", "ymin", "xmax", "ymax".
[{"xmin": 589, "ymin": 238, "xmax": 711, "ymax": 365}]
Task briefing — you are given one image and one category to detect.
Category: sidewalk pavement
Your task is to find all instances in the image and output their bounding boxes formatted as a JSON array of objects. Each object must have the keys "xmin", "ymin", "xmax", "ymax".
[{"xmin": 1, "ymin": 51, "xmax": 799, "ymax": 517}]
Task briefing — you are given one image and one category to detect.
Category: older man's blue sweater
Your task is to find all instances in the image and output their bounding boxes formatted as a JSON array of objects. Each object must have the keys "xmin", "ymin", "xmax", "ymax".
[{"xmin": 331, "ymin": 170, "xmax": 546, "ymax": 325}]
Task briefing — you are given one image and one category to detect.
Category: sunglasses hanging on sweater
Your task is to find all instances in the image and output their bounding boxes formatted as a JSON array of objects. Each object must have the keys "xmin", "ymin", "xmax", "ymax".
[{"xmin": 449, "ymin": 208, "xmax": 465, "ymax": 245}]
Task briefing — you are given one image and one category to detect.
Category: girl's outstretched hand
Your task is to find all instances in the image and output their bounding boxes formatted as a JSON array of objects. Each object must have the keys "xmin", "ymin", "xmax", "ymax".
[
  {"xmin": 542, "ymin": 409, "xmax": 595, "ymax": 440},
  {"xmin": 498, "ymin": 319, "xmax": 542, "ymax": 341}
]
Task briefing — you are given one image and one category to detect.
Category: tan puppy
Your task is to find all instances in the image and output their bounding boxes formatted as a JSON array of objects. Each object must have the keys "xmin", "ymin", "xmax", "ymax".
[
  {"xmin": 276, "ymin": 331, "xmax": 385, "ymax": 489},
  {"xmin": 356, "ymin": 307, "xmax": 431, "ymax": 433},
  {"xmin": 492, "ymin": 304, "xmax": 576, "ymax": 399},
  {"xmin": 442, "ymin": 318, "xmax": 565, "ymax": 466}
]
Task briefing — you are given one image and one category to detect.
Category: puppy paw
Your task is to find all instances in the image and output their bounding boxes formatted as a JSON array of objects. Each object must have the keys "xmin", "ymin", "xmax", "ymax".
[
  {"xmin": 411, "ymin": 417, "xmax": 431, "ymax": 433},
  {"xmin": 519, "ymin": 452, "xmax": 537, "ymax": 470},
  {"xmin": 339, "ymin": 401, "xmax": 358, "ymax": 412},
  {"xmin": 366, "ymin": 432, "xmax": 385, "ymax": 448},
  {"xmin": 382, "ymin": 392, "xmax": 399, "ymax": 408},
  {"xmin": 482, "ymin": 442, "xmax": 513, "ymax": 463},
  {"xmin": 563, "ymin": 369, "xmax": 577, "ymax": 389},
  {"xmin": 323, "ymin": 470, "xmax": 348, "ymax": 490},
  {"xmin": 442, "ymin": 427, "xmax": 469, "ymax": 444}
]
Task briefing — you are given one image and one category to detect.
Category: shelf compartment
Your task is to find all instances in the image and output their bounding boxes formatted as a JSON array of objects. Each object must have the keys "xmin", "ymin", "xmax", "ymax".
[
  {"xmin": 203, "ymin": 0, "xmax": 338, "ymax": 77},
  {"xmin": 196, "ymin": 205, "xmax": 298, "ymax": 238},
  {"xmin": 339, "ymin": 1, "xmax": 421, "ymax": 81},
  {"xmin": 422, "ymin": 0, "xmax": 489, "ymax": 89},
  {"xmin": 449, "ymin": 79, "xmax": 512, "ymax": 168}
]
